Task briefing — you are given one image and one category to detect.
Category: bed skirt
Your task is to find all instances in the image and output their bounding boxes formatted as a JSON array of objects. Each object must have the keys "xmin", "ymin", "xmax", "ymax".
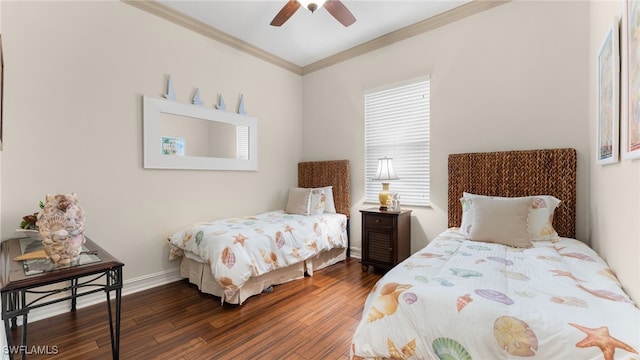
[{"xmin": 179, "ymin": 247, "xmax": 347, "ymax": 304}]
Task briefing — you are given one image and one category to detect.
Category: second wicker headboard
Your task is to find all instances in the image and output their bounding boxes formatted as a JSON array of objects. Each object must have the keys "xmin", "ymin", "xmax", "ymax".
[{"xmin": 448, "ymin": 148, "xmax": 577, "ymax": 238}]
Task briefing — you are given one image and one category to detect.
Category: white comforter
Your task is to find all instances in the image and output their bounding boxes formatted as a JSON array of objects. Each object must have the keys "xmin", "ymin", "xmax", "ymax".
[
  {"xmin": 351, "ymin": 229, "xmax": 640, "ymax": 360},
  {"xmin": 168, "ymin": 211, "xmax": 348, "ymax": 300}
]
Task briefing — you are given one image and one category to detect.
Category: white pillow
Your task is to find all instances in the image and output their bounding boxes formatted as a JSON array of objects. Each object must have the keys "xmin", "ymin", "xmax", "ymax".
[
  {"xmin": 460, "ymin": 192, "xmax": 561, "ymax": 241},
  {"xmin": 459, "ymin": 195, "xmax": 474, "ymax": 234},
  {"xmin": 312, "ymin": 186, "xmax": 336, "ymax": 213},
  {"xmin": 309, "ymin": 188, "xmax": 326, "ymax": 215},
  {"xmin": 528, "ymin": 196, "xmax": 561, "ymax": 241},
  {"xmin": 467, "ymin": 196, "xmax": 533, "ymax": 248},
  {"xmin": 285, "ymin": 188, "xmax": 311, "ymax": 215}
]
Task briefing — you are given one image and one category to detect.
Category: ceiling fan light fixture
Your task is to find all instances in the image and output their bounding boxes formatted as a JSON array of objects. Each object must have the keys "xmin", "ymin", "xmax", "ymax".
[
  {"xmin": 298, "ymin": 0, "xmax": 325, "ymax": 13},
  {"xmin": 270, "ymin": 0, "xmax": 355, "ymax": 27}
]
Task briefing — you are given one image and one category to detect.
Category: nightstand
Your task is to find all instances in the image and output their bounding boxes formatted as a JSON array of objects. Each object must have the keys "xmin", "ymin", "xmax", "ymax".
[{"xmin": 360, "ymin": 208, "xmax": 412, "ymax": 272}]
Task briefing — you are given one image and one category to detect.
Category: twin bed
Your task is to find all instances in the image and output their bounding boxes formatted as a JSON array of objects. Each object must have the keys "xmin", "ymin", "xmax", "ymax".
[
  {"xmin": 351, "ymin": 148, "xmax": 640, "ymax": 360},
  {"xmin": 167, "ymin": 159, "xmax": 351, "ymax": 305}
]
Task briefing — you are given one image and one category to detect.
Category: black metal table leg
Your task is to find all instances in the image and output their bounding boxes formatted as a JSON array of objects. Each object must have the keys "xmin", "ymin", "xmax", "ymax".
[
  {"xmin": 4, "ymin": 292, "xmax": 19, "ymax": 329},
  {"xmin": 105, "ymin": 268, "xmax": 122, "ymax": 360},
  {"xmin": 70, "ymin": 278, "xmax": 78, "ymax": 311},
  {"xmin": 2, "ymin": 290, "xmax": 31, "ymax": 360},
  {"xmin": 2, "ymin": 292, "xmax": 14, "ymax": 358},
  {"xmin": 19, "ymin": 291, "xmax": 27, "ymax": 360}
]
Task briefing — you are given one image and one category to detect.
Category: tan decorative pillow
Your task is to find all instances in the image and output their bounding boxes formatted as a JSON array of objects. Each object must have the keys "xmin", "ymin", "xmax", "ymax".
[
  {"xmin": 467, "ymin": 196, "xmax": 533, "ymax": 248},
  {"xmin": 460, "ymin": 193, "xmax": 561, "ymax": 241},
  {"xmin": 285, "ymin": 188, "xmax": 311, "ymax": 215}
]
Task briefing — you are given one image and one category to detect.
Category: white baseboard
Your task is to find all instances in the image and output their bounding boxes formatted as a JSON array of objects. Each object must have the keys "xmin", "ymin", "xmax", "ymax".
[{"xmin": 12, "ymin": 267, "xmax": 182, "ymax": 325}]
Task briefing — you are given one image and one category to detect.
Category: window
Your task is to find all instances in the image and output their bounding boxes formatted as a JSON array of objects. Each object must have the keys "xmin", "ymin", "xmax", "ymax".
[{"xmin": 364, "ymin": 77, "xmax": 430, "ymax": 207}]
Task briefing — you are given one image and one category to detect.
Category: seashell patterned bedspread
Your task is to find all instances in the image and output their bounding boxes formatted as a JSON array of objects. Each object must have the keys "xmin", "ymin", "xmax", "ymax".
[
  {"xmin": 168, "ymin": 211, "xmax": 348, "ymax": 300},
  {"xmin": 351, "ymin": 229, "xmax": 640, "ymax": 360}
]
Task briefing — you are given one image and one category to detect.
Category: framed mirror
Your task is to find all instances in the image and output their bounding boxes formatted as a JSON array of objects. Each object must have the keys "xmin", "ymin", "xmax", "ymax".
[{"xmin": 143, "ymin": 96, "xmax": 258, "ymax": 171}]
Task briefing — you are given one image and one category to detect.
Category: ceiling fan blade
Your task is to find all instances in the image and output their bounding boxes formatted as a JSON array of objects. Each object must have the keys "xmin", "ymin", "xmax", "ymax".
[
  {"xmin": 324, "ymin": 0, "xmax": 356, "ymax": 27},
  {"xmin": 270, "ymin": 0, "xmax": 301, "ymax": 27}
]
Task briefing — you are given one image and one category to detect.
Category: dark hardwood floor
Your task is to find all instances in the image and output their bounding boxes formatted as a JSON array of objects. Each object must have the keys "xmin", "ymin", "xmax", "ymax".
[{"xmin": 9, "ymin": 258, "xmax": 382, "ymax": 359}]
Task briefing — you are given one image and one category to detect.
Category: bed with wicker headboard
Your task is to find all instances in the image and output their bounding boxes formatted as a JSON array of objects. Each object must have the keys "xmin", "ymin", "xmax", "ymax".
[
  {"xmin": 351, "ymin": 149, "xmax": 639, "ymax": 359},
  {"xmin": 168, "ymin": 160, "xmax": 351, "ymax": 305}
]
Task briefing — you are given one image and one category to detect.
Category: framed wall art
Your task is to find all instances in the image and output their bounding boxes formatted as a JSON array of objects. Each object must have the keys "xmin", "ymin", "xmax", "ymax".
[
  {"xmin": 625, "ymin": 0, "xmax": 640, "ymax": 159},
  {"xmin": 597, "ymin": 17, "xmax": 620, "ymax": 165}
]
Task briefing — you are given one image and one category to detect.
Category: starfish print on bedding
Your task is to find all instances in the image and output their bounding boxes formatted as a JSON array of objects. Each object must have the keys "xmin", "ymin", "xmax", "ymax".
[
  {"xmin": 550, "ymin": 269, "xmax": 585, "ymax": 282},
  {"xmin": 291, "ymin": 247, "xmax": 302, "ymax": 260},
  {"xmin": 233, "ymin": 233, "xmax": 248, "ymax": 246},
  {"xmin": 284, "ymin": 224, "xmax": 295, "ymax": 233},
  {"xmin": 307, "ymin": 241, "xmax": 318, "ymax": 252},
  {"xmin": 568, "ymin": 323, "xmax": 638, "ymax": 360}
]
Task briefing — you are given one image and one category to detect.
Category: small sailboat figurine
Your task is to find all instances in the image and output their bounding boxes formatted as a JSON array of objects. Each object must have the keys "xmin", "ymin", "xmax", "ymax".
[
  {"xmin": 238, "ymin": 94, "xmax": 246, "ymax": 114},
  {"xmin": 215, "ymin": 95, "xmax": 226, "ymax": 110},
  {"xmin": 192, "ymin": 88, "xmax": 204, "ymax": 106},
  {"xmin": 164, "ymin": 74, "xmax": 176, "ymax": 100}
]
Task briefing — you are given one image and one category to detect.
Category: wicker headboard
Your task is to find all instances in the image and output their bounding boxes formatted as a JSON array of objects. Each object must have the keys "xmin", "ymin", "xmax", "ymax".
[
  {"xmin": 298, "ymin": 160, "xmax": 351, "ymax": 218},
  {"xmin": 448, "ymin": 148, "xmax": 576, "ymax": 238}
]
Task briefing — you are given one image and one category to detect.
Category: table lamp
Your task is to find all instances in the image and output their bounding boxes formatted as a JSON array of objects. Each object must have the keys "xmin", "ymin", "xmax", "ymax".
[{"xmin": 372, "ymin": 157, "xmax": 399, "ymax": 210}]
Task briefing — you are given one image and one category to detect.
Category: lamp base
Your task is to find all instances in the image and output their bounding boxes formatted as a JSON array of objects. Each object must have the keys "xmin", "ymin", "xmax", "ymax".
[{"xmin": 378, "ymin": 183, "xmax": 391, "ymax": 211}]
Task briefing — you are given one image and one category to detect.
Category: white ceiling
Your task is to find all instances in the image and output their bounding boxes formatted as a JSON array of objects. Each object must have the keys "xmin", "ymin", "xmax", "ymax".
[{"xmin": 158, "ymin": 0, "xmax": 471, "ymax": 67}]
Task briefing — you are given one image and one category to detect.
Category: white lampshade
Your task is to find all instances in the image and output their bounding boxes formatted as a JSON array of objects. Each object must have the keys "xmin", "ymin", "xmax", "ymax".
[{"xmin": 372, "ymin": 157, "xmax": 399, "ymax": 181}]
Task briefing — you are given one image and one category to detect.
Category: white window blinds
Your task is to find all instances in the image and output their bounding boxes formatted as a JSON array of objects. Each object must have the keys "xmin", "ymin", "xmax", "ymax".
[{"xmin": 364, "ymin": 77, "xmax": 430, "ymax": 207}]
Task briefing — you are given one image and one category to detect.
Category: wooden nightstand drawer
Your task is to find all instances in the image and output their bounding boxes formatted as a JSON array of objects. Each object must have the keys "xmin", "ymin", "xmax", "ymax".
[{"xmin": 363, "ymin": 214, "xmax": 395, "ymax": 227}]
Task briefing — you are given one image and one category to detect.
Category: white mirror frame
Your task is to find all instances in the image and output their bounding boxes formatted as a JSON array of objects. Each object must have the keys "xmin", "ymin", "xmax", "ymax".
[{"xmin": 143, "ymin": 96, "xmax": 258, "ymax": 171}]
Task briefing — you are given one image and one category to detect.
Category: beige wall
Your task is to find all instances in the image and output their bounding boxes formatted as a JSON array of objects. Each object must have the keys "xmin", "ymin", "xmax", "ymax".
[
  {"xmin": 1, "ymin": 0, "xmax": 637, "ymax": 309},
  {"xmin": 302, "ymin": 0, "xmax": 590, "ymax": 254},
  {"xmin": 0, "ymin": 1, "xmax": 302, "ymax": 281},
  {"xmin": 589, "ymin": 1, "xmax": 640, "ymax": 302}
]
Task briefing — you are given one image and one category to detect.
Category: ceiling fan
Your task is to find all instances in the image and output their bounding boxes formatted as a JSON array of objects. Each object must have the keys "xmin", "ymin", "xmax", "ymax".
[{"xmin": 270, "ymin": 0, "xmax": 356, "ymax": 27}]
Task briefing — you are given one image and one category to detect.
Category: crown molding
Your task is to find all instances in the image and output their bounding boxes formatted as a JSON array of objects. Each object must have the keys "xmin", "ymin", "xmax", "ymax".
[
  {"xmin": 123, "ymin": 0, "xmax": 508, "ymax": 76},
  {"xmin": 302, "ymin": 1, "xmax": 509, "ymax": 75}
]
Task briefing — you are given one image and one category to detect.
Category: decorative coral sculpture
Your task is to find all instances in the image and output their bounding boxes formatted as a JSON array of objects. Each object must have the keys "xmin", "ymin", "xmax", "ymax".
[{"xmin": 36, "ymin": 193, "xmax": 86, "ymax": 265}]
